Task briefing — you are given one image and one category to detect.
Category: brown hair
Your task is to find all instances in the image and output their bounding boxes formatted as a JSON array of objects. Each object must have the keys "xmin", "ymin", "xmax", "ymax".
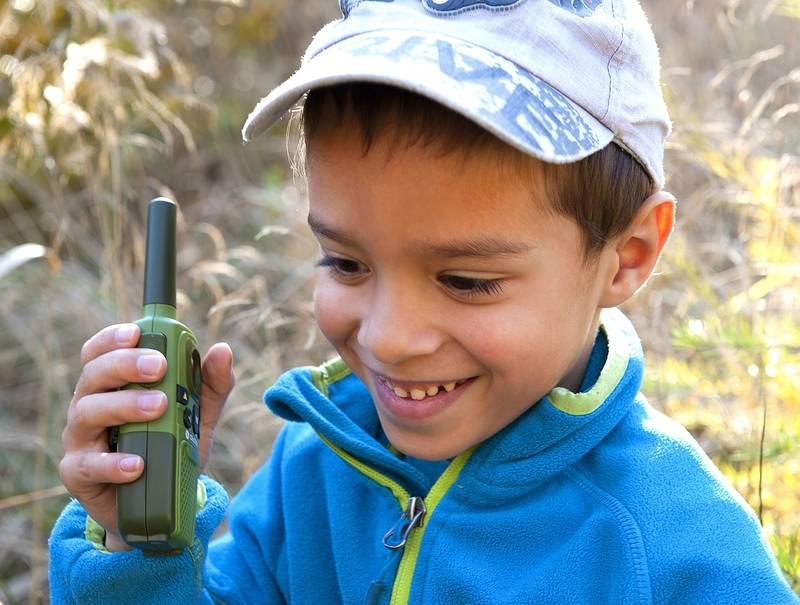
[{"xmin": 299, "ymin": 83, "xmax": 654, "ymax": 259}]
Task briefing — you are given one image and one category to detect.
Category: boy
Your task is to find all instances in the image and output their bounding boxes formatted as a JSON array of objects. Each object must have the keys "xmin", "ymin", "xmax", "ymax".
[{"xmin": 50, "ymin": 1, "xmax": 799, "ymax": 603}]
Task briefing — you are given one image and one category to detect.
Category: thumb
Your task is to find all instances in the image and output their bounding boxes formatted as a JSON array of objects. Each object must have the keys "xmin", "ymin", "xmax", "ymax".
[{"xmin": 198, "ymin": 342, "xmax": 235, "ymax": 469}]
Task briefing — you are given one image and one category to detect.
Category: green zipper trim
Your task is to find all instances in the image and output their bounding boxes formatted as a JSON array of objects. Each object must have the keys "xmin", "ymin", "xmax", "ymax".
[
  {"xmin": 318, "ymin": 435, "xmax": 475, "ymax": 605},
  {"xmin": 307, "ymin": 357, "xmax": 352, "ymax": 397},
  {"xmin": 307, "ymin": 356, "xmax": 475, "ymax": 604},
  {"xmin": 310, "ymin": 358, "xmax": 409, "ymax": 504},
  {"xmin": 319, "ymin": 435, "xmax": 411, "ymax": 505},
  {"xmin": 389, "ymin": 447, "xmax": 475, "ymax": 605},
  {"xmin": 547, "ymin": 307, "xmax": 629, "ymax": 416}
]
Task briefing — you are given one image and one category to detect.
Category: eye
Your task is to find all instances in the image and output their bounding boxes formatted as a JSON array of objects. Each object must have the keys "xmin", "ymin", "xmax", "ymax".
[
  {"xmin": 315, "ymin": 253, "xmax": 367, "ymax": 281},
  {"xmin": 439, "ymin": 274, "xmax": 504, "ymax": 297}
]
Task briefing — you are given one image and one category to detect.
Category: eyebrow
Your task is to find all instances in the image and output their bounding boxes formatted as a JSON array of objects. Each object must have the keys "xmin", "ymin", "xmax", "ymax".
[
  {"xmin": 307, "ymin": 213, "xmax": 533, "ymax": 259},
  {"xmin": 421, "ymin": 237, "xmax": 533, "ymax": 258},
  {"xmin": 307, "ymin": 213, "xmax": 361, "ymax": 248}
]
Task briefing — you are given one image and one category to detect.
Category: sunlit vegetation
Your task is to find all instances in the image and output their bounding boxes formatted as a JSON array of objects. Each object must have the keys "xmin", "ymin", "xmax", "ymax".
[{"xmin": 0, "ymin": 1, "xmax": 797, "ymax": 602}]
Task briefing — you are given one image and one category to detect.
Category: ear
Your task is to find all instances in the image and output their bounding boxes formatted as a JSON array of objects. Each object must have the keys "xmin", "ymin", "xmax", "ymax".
[{"xmin": 600, "ymin": 191, "xmax": 675, "ymax": 308}]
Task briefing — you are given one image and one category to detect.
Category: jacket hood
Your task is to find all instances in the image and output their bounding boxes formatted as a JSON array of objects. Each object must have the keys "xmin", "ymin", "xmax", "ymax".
[{"xmin": 265, "ymin": 307, "xmax": 643, "ymax": 496}]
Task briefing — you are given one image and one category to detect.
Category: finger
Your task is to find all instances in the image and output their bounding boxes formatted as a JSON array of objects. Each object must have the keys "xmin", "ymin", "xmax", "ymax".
[
  {"xmin": 200, "ymin": 343, "xmax": 235, "ymax": 427},
  {"xmin": 60, "ymin": 450, "xmax": 145, "ymax": 495},
  {"xmin": 73, "ymin": 348, "xmax": 167, "ymax": 401},
  {"xmin": 80, "ymin": 324, "xmax": 141, "ymax": 366},
  {"xmin": 64, "ymin": 390, "xmax": 167, "ymax": 451},
  {"xmin": 198, "ymin": 343, "xmax": 235, "ymax": 467}
]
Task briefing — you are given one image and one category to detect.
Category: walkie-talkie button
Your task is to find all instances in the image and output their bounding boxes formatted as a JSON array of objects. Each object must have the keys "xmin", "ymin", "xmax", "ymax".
[
  {"xmin": 137, "ymin": 333, "xmax": 167, "ymax": 387},
  {"xmin": 189, "ymin": 349, "xmax": 202, "ymax": 395},
  {"xmin": 192, "ymin": 405, "xmax": 199, "ymax": 436},
  {"xmin": 138, "ymin": 332, "xmax": 167, "ymax": 356},
  {"xmin": 183, "ymin": 408, "xmax": 193, "ymax": 430},
  {"xmin": 176, "ymin": 385, "xmax": 189, "ymax": 405}
]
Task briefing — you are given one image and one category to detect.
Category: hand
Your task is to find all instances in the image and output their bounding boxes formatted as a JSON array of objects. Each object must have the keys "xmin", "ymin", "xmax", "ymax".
[{"xmin": 59, "ymin": 323, "xmax": 235, "ymax": 551}]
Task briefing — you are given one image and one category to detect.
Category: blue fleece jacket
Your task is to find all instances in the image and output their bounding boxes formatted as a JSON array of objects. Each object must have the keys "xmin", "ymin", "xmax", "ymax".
[{"xmin": 49, "ymin": 308, "xmax": 799, "ymax": 604}]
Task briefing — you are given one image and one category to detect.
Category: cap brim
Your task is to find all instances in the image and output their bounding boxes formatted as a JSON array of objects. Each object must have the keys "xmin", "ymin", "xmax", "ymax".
[{"xmin": 242, "ymin": 31, "xmax": 613, "ymax": 164}]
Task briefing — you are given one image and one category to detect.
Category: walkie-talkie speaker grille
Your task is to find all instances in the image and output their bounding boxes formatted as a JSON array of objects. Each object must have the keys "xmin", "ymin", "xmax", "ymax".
[{"xmin": 179, "ymin": 442, "xmax": 198, "ymax": 542}]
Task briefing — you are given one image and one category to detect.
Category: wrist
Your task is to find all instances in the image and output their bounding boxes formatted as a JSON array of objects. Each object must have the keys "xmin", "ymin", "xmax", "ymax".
[{"xmin": 104, "ymin": 530, "xmax": 134, "ymax": 553}]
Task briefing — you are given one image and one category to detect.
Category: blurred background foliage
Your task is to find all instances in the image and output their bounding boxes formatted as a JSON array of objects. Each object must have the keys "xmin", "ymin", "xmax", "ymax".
[{"xmin": 0, "ymin": 0, "xmax": 797, "ymax": 602}]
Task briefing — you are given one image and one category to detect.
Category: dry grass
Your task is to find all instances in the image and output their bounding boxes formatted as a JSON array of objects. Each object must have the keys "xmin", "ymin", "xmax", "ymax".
[{"xmin": 0, "ymin": 0, "xmax": 798, "ymax": 602}]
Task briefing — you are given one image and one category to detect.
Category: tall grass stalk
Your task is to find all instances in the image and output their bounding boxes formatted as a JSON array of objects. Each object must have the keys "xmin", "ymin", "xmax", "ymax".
[{"xmin": 0, "ymin": 0, "xmax": 798, "ymax": 601}]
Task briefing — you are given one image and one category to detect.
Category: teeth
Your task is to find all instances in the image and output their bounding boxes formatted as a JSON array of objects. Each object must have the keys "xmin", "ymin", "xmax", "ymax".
[{"xmin": 384, "ymin": 377, "xmax": 467, "ymax": 400}]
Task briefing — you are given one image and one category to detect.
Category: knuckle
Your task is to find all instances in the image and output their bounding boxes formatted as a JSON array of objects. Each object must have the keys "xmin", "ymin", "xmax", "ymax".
[
  {"xmin": 77, "ymin": 452, "xmax": 93, "ymax": 482},
  {"xmin": 80, "ymin": 327, "xmax": 106, "ymax": 365},
  {"xmin": 82, "ymin": 451, "xmax": 118, "ymax": 484},
  {"xmin": 72, "ymin": 371, "xmax": 89, "ymax": 401},
  {"xmin": 100, "ymin": 452, "xmax": 117, "ymax": 477},
  {"xmin": 109, "ymin": 349, "xmax": 131, "ymax": 379},
  {"xmin": 58, "ymin": 456, "xmax": 71, "ymax": 486},
  {"xmin": 80, "ymin": 339, "xmax": 92, "ymax": 366},
  {"xmin": 81, "ymin": 325, "xmax": 118, "ymax": 365},
  {"xmin": 59, "ymin": 453, "xmax": 89, "ymax": 492},
  {"xmin": 76, "ymin": 358, "xmax": 100, "ymax": 395},
  {"xmin": 81, "ymin": 325, "xmax": 130, "ymax": 370},
  {"xmin": 69, "ymin": 394, "xmax": 83, "ymax": 419},
  {"xmin": 83, "ymin": 350, "xmax": 130, "ymax": 390},
  {"xmin": 69, "ymin": 396, "xmax": 88, "ymax": 429}
]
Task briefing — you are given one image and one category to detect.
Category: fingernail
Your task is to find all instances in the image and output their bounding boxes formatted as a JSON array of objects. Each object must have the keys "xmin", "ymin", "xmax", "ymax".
[
  {"xmin": 137, "ymin": 354, "xmax": 164, "ymax": 379},
  {"xmin": 120, "ymin": 456, "xmax": 142, "ymax": 473},
  {"xmin": 138, "ymin": 392, "xmax": 164, "ymax": 413},
  {"xmin": 115, "ymin": 325, "xmax": 137, "ymax": 344}
]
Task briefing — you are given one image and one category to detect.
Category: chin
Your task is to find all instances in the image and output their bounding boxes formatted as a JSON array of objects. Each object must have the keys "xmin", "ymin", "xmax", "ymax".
[{"xmin": 383, "ymin": 428, "xmax": 469, "ymax": 462}]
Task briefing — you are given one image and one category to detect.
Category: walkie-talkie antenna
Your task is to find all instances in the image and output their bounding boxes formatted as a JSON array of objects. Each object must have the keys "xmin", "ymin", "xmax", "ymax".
[{"xmin": 143, "ymin": 197, "xmax": 177, "ymax": 308}]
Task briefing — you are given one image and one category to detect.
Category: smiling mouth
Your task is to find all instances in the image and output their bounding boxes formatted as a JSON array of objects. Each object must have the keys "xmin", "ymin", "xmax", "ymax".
[{"xmin": 377, "ymin": 376, "xmax": 470, "ymax": 401}]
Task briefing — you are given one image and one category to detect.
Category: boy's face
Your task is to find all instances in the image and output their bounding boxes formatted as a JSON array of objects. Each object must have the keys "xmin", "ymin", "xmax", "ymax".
[{"xmin": 306, "ymin": 123, "xmax": 618, "ymax": 461}]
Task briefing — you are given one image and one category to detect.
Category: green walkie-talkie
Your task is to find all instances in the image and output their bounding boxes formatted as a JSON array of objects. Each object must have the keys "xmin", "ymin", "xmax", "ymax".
[{"xmin": 116, "ymin": 197, "xmax": 201, "ymax": 553}]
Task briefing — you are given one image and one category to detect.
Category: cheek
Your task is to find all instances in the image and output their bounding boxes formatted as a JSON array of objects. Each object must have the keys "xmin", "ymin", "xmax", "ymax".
[
  {"xmin": 451, "ymin": 305, "xmax": 537, "ymax": 369},
  {"xmin": 313, "ymin": 280, "xmax": 357, "ymax": 346},
  {"xmin": 454, "ymin": 299, "xmax": 581, "ymax": 377}
]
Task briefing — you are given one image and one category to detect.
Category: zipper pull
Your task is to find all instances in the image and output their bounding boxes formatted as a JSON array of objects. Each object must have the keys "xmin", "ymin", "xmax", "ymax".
[
  {"xmin": 382, "ymin": 496, "xmax": 426, "ymax": 550},
  {"xmin": 363, "ymin": 497, "xmax": 427, "ymax": 605}
]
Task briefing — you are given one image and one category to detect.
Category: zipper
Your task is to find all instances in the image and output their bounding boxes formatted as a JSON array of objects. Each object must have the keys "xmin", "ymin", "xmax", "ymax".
[
  {"xmin": 386, "ymin": 449, "xmax": 472, "ymax": 604},
  {"xmin": 308, "ymin": 361, "xmax": 478, "ymax": 603},
  {"xmin": 317, "ymin": 435, "xmax": 474, "ymax": 605},
  {"xmin": 383, "ymin": 496, "xmax": 426, "ymax": 550},
  {"xmin": 363, "ymin": 497, "xmax": 426, "ymax": 605}
]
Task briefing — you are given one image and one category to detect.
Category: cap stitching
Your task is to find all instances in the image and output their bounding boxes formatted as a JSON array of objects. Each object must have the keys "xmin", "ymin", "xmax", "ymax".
[
  {"xmin": 421, "ymin": 0, "xmax": 526, "ymax": 17},
  {"xmin": 602, "ymin": 0, "xmax": 625, "ymax": 122}
]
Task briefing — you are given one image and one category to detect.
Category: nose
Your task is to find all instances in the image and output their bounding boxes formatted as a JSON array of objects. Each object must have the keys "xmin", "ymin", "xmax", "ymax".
[{"xmin": 356, "ymin": 280, "xmax": 444, "ymax": 366}]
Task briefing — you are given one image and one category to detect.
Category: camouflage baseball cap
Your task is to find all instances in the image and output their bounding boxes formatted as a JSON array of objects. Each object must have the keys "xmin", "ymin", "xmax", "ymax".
[{"xmin": 242, "ymin": 0, "xmax": 671, "ymax": 188}]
